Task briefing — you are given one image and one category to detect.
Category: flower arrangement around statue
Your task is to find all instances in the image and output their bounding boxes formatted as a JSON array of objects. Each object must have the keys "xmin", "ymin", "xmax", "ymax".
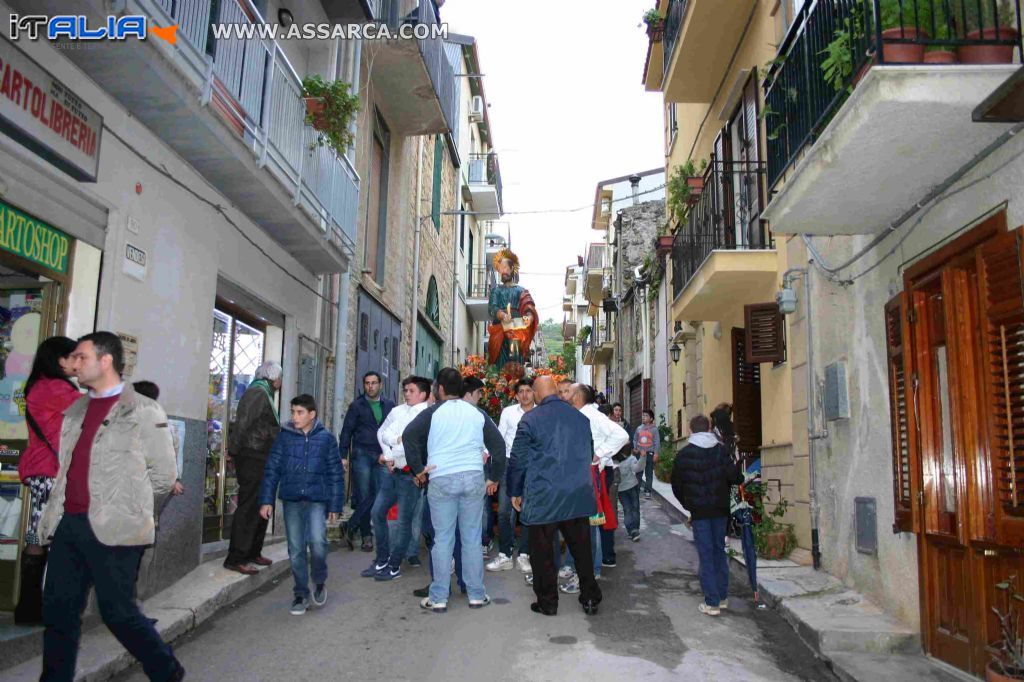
[{"xmin": 461, "ymin": 354, "xmax": 569, "ymax": 422}]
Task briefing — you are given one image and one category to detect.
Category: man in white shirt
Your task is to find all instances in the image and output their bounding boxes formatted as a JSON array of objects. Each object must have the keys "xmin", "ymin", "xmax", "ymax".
[
  {"xmin": 487, "ymin": 378, "xmax": 535, "ymax": 573},
  {"xmin": 361, "ymin": 376, "xmax": 432, "ymax": 582},
  {"xmin": 559, "ymin": 383, "xmax": 628, "ymax": 588}
]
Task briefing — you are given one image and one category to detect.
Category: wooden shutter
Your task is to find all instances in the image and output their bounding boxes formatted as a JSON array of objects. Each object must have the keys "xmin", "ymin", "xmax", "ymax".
[
  {"xmin": 978, "ymin": 230, "xmax": 1024, "ymax": 545},
  {"xmin": 732, "ymin": 327, "xmax": 762, "ymax": 459},
  {"xmin": 885, "ymin": 293, "xmax": 914, "ymax": 533},
  {"xmin": 744, "ymin": 302, "xmax": 785, "ymax": 363}
]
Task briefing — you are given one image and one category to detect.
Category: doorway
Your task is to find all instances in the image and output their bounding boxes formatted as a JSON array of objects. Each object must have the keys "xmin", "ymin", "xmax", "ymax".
[
  {"xmin": 901, "ymin": 214, "xmax": 1024, "ymax": 676},
  {"xmin": 204, "ymin": 306, "xmax": 269, "ymax": 544}
]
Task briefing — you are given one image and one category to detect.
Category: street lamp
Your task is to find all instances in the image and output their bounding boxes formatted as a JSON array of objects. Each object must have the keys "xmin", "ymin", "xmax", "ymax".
[{"xmin": 670, "ymin": 343, "xmax": 682, "ymax": 364}]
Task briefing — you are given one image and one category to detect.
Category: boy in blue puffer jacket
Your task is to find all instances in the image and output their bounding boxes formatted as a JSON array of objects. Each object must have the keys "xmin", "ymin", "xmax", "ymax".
[{"xmin": 259, "ymin": 395, "xmax": 344, "ymax": 616}]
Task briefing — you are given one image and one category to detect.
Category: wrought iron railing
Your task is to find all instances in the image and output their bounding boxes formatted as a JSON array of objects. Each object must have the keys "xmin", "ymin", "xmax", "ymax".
[
  {"xmin": 672, "ymin": 159, "xmax": 771, "ymax": 298},
  {"xmin": 466, "ymin": 264, "xmax": 494, "ymax": 300},
  {"xmin": 468, "ymin": 152, "xmax": 504, "ymax": 213},
  {"xmin": 663, "ymin": 0, "xmax": 690, "ymax": 78},
  {"xmin": 376, "ymin": 0, "xmax": 458, "ymax": 134},
  {"xmin": 764, "ymin": 0, "xmax": 1023, "ymax": 190},
  {"xmin": 144, "ymin": 0, "xmax": 361, "ymax": 248}
]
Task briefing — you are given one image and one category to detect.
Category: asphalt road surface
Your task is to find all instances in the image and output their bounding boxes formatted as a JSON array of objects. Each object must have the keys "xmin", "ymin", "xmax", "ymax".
[{"xmin": 115, "ymin": 497, "xmax": 837, "ymax": 682}]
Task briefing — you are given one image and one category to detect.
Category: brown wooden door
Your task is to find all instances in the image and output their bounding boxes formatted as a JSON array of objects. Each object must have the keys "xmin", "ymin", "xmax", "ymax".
[
  {"xmin": 732, "ymin": 328, "xmax": 762, "ymax": 459},
  {"xmin": 904, "ymin": 220, "xmax": 1024, "ymax": 677}
]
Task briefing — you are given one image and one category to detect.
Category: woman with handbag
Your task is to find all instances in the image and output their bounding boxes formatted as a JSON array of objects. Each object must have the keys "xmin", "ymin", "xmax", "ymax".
[{"xmin": 14, "ymin": 336, "xmax": 81, "ymax": 624}]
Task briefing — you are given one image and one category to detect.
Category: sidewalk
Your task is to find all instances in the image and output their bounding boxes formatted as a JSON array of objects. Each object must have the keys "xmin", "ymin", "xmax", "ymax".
[
  {"xmin": 650, "ymin": 479, "xmax": 976, "ymax": 682},
  {"xmin": 2, "ymin": 542, "xmax": 291, "ymax": 681}
]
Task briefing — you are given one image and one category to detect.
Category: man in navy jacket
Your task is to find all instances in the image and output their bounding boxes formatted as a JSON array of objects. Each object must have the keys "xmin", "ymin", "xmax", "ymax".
[
  {"xmin": 507, "ymin": 376, "xmax": 602, "ymax": 616},
  {"xmin": 338, "ymin": 372, "xmax": 395, "ymax": 551}
]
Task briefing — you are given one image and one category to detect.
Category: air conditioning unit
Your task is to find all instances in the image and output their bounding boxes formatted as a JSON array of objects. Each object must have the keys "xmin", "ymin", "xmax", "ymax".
[{"xmin": 470, "ymin": 96, "xmax": 484, "ymax": 122}]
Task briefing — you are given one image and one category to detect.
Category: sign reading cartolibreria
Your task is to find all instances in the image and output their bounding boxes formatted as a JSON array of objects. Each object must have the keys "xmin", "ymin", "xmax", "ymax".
[
  {"xmin": 0, "ymin": 36, "xmax": 102, "ymax": 182},
  {"xmin": 0, "ymin": 199, "xmax": 71, "ymax": 274}
]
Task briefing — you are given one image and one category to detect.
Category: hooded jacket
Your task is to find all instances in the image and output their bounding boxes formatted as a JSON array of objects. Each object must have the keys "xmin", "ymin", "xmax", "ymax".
[
  {"xmin": 259, "ymin": 420, "xmax": 344, "ymax": 512},
  {"xmin": 670, "ymin": 432, "xmax": 743, "ymax": 520}
]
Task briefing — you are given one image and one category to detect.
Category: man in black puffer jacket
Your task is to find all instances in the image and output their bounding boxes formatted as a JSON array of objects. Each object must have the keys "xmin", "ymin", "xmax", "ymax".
[{"xmin": 671, "ymin": 414, "xmax": 743, "ymax": 617}]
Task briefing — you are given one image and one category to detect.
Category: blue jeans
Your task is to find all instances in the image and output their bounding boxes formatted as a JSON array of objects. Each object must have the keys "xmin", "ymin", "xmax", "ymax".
[
  {"xmin": 422, "ymin": 494, "xmax": 465, "ymax": 591},
  {"xmin": 349, "ymin": 450, "xmax": 384, "ymax": 538},
  {"xmin": 42, "ymin": 515, "xmax": 177, "ymax": 681},
  {"xmin": 497, "ymin": 483, "xmax": 528, "ymax": 557},
  {"xmin": 428, "ymin": 471, "xmax": 486, "ymax": 603},
  {"xmin": 371, "ymin": 471, "xmax": 422, "ymax": 569},
  {"xmin": 284, "ymin": 500, "xmax": 329, "ymax": 598},
  {"xmin": 408, "ymin": 493, "xmax": 424, "ymax": 559},
  {"xmin": 692, "ymin": 516, "xmax": 730, "ymax": 607},
  {"xmin": 619, "ymin": 486, "xmax": 640, "ymax": 535}
]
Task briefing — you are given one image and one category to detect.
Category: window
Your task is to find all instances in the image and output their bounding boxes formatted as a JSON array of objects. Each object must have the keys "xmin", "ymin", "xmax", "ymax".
[
  {"xmin": 359, "ymin": 313, "xmax": 369, "ymax": 351},
  {"xmin": 459, "ymin": 204, "xmax": 466, "ymax": 252},
  {"xmin": 431, "ymin": 135, "xmax": 443, "ymax": 231},
  {"xmin": 427, "ymin": 276, "xmax": 440, "ymax": 326},
  {"xmin": 744, "ymin": 302, "xmax": 786, "ymax": 363},
  {"xmin": 667, "ymin": 103, "xmax": 678, "ymax": 147},
  {"xmin": 676, "ymin": 409, "xmax": 683, "ymax": 438}
]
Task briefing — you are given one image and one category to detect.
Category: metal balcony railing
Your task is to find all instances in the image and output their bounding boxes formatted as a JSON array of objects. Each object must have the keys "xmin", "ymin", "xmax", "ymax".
[
  {"xmin": 586, "ymin": 243, "xmax": 610, "ymax": 274},
  {"xmin": 466, "ymin": 264, "xmax": 494, "ymax": 300},
  {"xmin": 468, "ymin": 152, "xmax": 504, "ymax": 214},
  {"xmin": 374, "ymin": 0, "xmax": 458, "ymax": 134},
  {"xmin": 662, "ymin": 0, "xmax": 690, "ymax": 78},
  {"xmin": 147, "ymin": 0, "xmax": 360, "ymax": 247},
  {"xmin": 672, "ymin": 159, "xmax": 771, "ymax": 298},
  {"xmin": 764, "ymin": 0, "xmax": 1023, "ymax": 191}
]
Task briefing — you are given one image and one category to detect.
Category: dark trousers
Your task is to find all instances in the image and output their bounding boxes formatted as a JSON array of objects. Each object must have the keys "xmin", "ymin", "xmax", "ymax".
[
  {"xmin": 225, "ymin": 456, "xmax": 269, "ymax": 566},
  {"xmin": 529, "ymin": 517, "xmax": 601, "ymax": 613},
  {"xmin": 42, "ymin": 515, "xmax": 177, "ymax": 682}
]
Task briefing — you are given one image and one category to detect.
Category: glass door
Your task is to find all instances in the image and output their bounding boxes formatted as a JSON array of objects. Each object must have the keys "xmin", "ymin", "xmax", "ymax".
[{"xmin": 204, "ymin": 309, "xmax": 266, "ymax": 544}]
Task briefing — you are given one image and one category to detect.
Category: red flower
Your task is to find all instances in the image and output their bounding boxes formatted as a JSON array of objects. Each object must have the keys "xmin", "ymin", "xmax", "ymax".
[{"xmin": 490, "ymin": 397, "xmax": 500, "ymax": 407}]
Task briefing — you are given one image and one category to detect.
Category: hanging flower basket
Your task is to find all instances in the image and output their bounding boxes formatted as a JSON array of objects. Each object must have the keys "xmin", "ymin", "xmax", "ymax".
[
  {"xmin": 685, "ymin": 176, "xmax": 704, "ymax": 206},
  {"xmin": 303, "ymin": 97, "xmax": 329, "ymax": 131},
  {"xmin": 300, "ymin": 75, "xmax": 360, "ymax": 156},
  {"xmin": 656, "ymin": 235, "xmax": 675, "ymax": 257},
  {"xmin": 647, "ymin": 21, "xmax": 664, "ymax": 42}
]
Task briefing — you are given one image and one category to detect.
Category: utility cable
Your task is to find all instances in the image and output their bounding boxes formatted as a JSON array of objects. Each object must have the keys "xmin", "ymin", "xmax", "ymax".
[{"xmin": 103, "ymin": 124, "xmax": 335, "ymax": 306}]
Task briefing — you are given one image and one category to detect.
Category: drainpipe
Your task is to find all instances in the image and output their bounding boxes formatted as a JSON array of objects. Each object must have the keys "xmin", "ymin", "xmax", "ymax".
[
  {"xmin": 451, "ymin": 195, "xmax": 459, "ymax": 365},
  {"xmin": 783, "ymin": 265, "xmax": 824, "ymax": 570},
  {"xmin": 333, "ymin": 272, "xmax": 351, "ymax": 429},
  {"xmin": 410, "ymin": 136, "xmax": 425, "ymax": 370}
]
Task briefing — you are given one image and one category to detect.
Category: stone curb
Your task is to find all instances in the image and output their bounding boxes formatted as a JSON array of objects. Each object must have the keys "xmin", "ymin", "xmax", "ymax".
[{"xmin": 3, "ymin": 544, "xmax": 291, "ymax": 681}]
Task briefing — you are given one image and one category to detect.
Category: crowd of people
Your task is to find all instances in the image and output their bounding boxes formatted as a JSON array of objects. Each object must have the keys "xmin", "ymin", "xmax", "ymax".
[{"xmin": 11, "ymin": 330, "xmax": 753, "ymax": 681}]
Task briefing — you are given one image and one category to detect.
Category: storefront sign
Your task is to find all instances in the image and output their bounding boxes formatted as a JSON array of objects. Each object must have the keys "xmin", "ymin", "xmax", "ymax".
[
  {"xmin": 0, "ymin": 199, "xmax": 70, "ymax": 274},
  {"xmin": 0, "ymin": 37, "xmax": 102, "ymax": 182}
]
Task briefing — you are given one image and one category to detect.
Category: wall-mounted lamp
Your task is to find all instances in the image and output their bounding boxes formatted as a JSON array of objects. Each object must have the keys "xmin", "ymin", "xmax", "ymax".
[
  {"xmin": 670, "ymin": 343, "xmax": 682, "ymax": 364},
  {"xmin": 278, "ymin": 8, "xmax": 295, "ymax": 27}
]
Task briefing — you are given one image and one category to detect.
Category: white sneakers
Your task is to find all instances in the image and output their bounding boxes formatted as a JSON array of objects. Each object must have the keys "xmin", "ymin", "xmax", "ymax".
[
  {"xmin": 558, "ymin": 565, "xmax": 575, "ymax": 580},
  {"xmin": 559, "ymin": 575, "xmax": 580, "ymax": 594},
  {"xmin": 718, "ymin": 599, "xmax": 728, "ymax": 610},
  {"xmin": 516, "ymin": 554, "xmax": 532, "ymax": 573},
  {"xmin": 699, "ymin": 603, "xmax": 720, "ymax": 616},
  {"xmin": 486, "ymin": 553, "xmax": 513, "ymax": 571}
]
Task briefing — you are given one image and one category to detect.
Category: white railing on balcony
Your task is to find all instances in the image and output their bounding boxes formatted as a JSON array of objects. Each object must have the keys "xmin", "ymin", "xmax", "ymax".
[{"xmin": 138, "ymin": 0, "xmax": 360, "ymax": 253}]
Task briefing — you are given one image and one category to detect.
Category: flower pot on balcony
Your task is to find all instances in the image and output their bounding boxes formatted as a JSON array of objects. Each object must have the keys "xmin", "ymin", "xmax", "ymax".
[
  {"xmin": 303, "ymin": 97, "xmax": 329, "ymax": 131},
  {"xmin": 685, "ymin": 177, "xmax": 704, "ymax": 206},
  {"xmin": 958, "ymin": 28, "xmax": 1019, "ymax": 64},
  {"xmin": 656, "ymin": 235, "xmax": 675, "ymax": 257},
  {"xmin": 923, "ymin": 48, "xmax": 957, "ymax": 64},
  {"xmin": 646, "ymin": 22, "xmax": 664, "ymax": 42},
  {"xmin": 881, "ymin": 27, "xmax": 928, "ymax": 63}
]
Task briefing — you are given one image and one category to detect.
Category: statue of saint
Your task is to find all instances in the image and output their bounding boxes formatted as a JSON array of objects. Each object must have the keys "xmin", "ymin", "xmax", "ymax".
[{"xmin": 487, "ymin": 248, "xmax": 538, "ymax": 375}]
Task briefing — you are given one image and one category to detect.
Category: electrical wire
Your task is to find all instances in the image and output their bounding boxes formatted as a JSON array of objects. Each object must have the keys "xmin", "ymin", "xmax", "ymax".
[
  {"xmin": 102, "ymin": 125, "xmax": 335, "ymax": 306},
  {"xmin": 443, "ymin": 183, "xmax": 666, "ymax": 217}
]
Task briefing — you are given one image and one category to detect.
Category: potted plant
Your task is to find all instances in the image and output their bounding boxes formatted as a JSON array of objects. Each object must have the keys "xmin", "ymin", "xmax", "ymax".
[
  {"xmin": 988, "ymin": 575, "xmax": 1024, "ymax": 682},
  {"xmin": 656, "ymin": 234, "xmax": 675, "ymax": 256},
  {"xmin": 956, "ymin": 0, "xmax": 1018, "ymax": 64},
  {"xmin": 653, "ymin": 415, "xmax": 676, "ymax": 483},
  {"xmin": 577, "ymin": 325, "xmax": 592, "ymax": 345},
  {"xmin": 751, "ymin": 486, "xmax": 797, "ymax": 560},
  {"xmin": 877, "ymin": 0, "xmax": 933, "ymax": 63},
  {"xmin": 643, "ymin": 9, "xmax": 665, "ymax": 41},
  {"xmin": 300, "ymin": 74, "xmax": 360, "ymax": 156}
]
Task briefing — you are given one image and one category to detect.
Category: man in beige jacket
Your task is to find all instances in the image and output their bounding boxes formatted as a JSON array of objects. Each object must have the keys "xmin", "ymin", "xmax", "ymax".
[{"xmin": 38, "ymin": 332, "xmax": 183, "ymax": 682}]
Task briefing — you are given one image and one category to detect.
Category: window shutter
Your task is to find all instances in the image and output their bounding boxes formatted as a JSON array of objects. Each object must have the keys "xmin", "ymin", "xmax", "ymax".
[
  {"xmin": 744, "ymin": 302, "xmax": 785, "ymax": 363},
  {"xmin": 885, "ymin": 293, "xmax": 914, "ymax": 533},
  {"xmin": 978, "ymin": 230, "xmax": 1024, "ymax": 544}
]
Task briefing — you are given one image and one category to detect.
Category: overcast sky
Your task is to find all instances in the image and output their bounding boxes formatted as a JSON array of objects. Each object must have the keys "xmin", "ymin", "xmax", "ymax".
[{"xmin": 442, "ymin": 0, "xmax": 664, "ymax": 321}]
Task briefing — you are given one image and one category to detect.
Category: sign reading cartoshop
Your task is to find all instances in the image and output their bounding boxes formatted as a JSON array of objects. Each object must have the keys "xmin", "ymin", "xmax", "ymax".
[
  {"xmin": 0, "ymin": 199, "xmax": 71, "ymax": 274},
  {"xmin": 0, "ymin": 36, "xmax": 102, "ymax": 182}
]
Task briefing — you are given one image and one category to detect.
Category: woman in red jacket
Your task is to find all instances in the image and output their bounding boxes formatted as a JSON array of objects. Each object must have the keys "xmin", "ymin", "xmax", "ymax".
[{"xmin": 14, "ymin": 335, "xmax": 81, "ymax": 624}]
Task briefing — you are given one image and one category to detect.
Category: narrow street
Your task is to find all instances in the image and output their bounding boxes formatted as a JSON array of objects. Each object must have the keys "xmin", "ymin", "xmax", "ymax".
[{"xmin": 115, "ymin": 499, "xmax": 835, "ymax": 682}]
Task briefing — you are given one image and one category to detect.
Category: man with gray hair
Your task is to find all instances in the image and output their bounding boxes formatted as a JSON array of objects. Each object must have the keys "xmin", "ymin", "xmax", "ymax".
[{"xmin": 224, "ymin": 360, "xmax": 282, "ymax": 574}]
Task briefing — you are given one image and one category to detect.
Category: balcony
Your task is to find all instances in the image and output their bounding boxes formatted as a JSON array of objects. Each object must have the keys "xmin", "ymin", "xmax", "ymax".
[
  {"xmin": 562, "ymin": 318, "xmax": 577, "ymax": 341},
  {"xmin": 15, "ymin": 0, "xmax": 361, "ymax": 273},
  {"xmin": 585, "ymin": 243, "xmax": 611, "ymax": 306},
  {"xmin": 671, "ymin": 159, "xmax": 777, "ymax": 320},
  {"xmin": 662, "ymin": 0, "xmax": 756, "ymax": 103},
  {"xmin": 467, "ymin": 153, "xmax": 503, "ymax": 220},
  {"xmin": 763, "ymin": 0, "xmax": 1021, "ymax": 236},
  {"xmin": 465, "ymin": 265, "xmax": 495, "ymax": 322},
  {"xmin": 368, "ymin": 0, "xmax": 457, "ymax": 136}
]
